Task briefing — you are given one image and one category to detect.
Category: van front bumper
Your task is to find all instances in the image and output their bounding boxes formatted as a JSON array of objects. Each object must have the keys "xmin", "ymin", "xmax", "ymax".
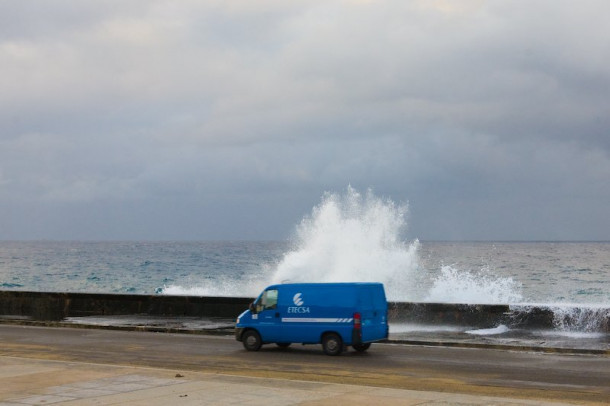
[{"xmin": 235, "ymin": 327, "xmax": 244, "ymax": 342}]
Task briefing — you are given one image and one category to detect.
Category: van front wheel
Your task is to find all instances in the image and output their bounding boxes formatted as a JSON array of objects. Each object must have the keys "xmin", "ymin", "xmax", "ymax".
[
  {"xmin": 242, "ymin": 330, "xmax": 262, "ymax": 351},
  {"xmin": 322, "ymin": 333, "xmax": 343, "ymax": 356}
]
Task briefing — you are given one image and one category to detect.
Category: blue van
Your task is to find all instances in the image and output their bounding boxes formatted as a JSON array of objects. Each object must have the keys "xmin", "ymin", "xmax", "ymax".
[{"xmin": 235, "ymin": 282, "xmax": 389, "ymax": 355}]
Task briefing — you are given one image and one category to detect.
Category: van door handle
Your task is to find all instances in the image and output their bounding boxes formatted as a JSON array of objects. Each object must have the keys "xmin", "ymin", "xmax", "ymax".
[{"xmin": 275, "ymin": 312, "xmax": 280, "ymax": 318}]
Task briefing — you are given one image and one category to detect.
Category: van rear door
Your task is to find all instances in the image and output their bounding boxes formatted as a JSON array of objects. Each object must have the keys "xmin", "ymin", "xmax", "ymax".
[{"xmin": 358, "ymin": 284, "xmax": 388, "ymax": 342}]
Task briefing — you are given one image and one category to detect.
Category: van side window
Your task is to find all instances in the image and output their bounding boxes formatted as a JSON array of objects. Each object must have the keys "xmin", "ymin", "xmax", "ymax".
[{"xmin": 256, "ymin": 289, "xmax": 278, "ymax": 312}]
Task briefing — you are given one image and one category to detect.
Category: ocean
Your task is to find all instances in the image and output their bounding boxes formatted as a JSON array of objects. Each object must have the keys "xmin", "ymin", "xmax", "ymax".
[{"xmin": 1, "ymin": 240, "xmax": 608, "ymax": 306}]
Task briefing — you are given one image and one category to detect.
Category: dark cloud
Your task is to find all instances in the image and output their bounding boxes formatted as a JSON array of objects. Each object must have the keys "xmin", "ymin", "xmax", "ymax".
[{"xmin": 1, "ymin": 0, "xmax": 609, "ymax": 240}]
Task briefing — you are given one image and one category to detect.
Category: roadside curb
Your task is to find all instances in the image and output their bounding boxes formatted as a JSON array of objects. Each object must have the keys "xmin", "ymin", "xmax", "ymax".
[
  {"xmin": 0, "ymin": 318, "xmax": 234, "ymax": 336},
  {"xmin": 385, "ymin": 338, "xmax": 610, "ymax": 356}
]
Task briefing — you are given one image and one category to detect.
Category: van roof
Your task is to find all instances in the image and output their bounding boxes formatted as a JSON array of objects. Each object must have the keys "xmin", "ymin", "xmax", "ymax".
[{"xmin": 265, "ymin": 282, "xmax": 384, "ymax": 290}]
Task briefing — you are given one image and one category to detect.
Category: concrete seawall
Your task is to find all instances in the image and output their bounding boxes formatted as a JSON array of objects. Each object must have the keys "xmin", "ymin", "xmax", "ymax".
[
  {"xmin": 387, "ymin": 302, "xmax": 609, "ymax": 331},
  {"xmin": 1, "ymin": 291, "xmax": 608, "ymax": 332},
  {"xmin": 0, "ymin": 291, "xmax": 250, "ymax": 321},
  {"xmin": 1, "ymin": 291, "xmax": 510, "ymax": 326}
]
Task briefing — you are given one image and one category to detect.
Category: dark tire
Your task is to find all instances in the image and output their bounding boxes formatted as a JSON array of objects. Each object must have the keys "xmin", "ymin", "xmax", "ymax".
[
  {"xmin": 276, "ymin": 343, "xmax": 291, "ymax": 348},
  {"xmin": 353, "ymin": 343, "xmax": 371, "ymax": 352},
  {"xmin": 242, "ymin": 330, "xmax": 262, "ymax": 351},
  {"xmin": 322, "ymin": 333, "xmax": 343, "ymax": 356}
]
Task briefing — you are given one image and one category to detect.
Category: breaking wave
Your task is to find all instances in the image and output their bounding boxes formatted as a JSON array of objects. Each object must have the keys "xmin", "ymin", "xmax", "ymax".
[
  {"xmin": 161, "ymin": 186, "xmax": 524, "ymax": 304},
  {"xmin": 509, "ymin": 304, "xmax": 610, "ymax": 333},
  {"xmin": 268, "ymin": 186, "xmax": 522, "ymax": 303},
  {"xmin": 270, "ymin": 186, "xmax": 420, "ymax": 301}
]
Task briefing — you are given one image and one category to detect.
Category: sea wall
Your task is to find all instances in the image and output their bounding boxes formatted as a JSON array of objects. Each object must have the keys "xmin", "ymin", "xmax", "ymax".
[
  {"xmin": 1, "ymin": 291, "xmax": 608, "ymax": 332},
  {"xmin": 387, "ymin": 302, "xmax": 610, "ymax": 332},
  {"xmin": 1, "ymin": 291, "xmax": 510, "ymax": 325},
  {"xmin": 389, "ymin": 302, "xmax": 512, "ymax": 327},
  {"xmin": 0, "ymin": 291, "xmax": 250, "ymax": 321}
]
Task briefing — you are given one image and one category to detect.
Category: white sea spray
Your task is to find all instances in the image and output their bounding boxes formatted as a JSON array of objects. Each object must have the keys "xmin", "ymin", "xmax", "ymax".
[
  {"xmin": 270, "ymin": 186, "xmax": 420, "ymax": 301},
  {"xmin": 425, "ymin": 265, "xmax": 523, "ymax": 304}
]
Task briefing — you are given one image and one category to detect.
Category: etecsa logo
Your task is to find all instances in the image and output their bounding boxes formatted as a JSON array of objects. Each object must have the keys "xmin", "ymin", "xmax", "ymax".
[{"xmin": 287, "ymin": 292, "xmax": 310, "ymax": 314}]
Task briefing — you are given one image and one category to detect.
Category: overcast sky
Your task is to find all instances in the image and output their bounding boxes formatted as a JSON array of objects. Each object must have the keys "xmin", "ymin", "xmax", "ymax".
[{"xmin": 1, "ymin": 0, "xmax": 609, "ymax": 241}]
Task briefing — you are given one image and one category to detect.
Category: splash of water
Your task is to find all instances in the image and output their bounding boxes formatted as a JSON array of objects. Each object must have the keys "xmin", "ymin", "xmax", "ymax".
[
  {"xmin": 548, "ymin": 305, "xmax": 610, "ymax": 333},
  {"xmin": 466, "ymin": 325, "xmax": 510, "ymax": 335},
  {"xmin": 267, "ymin": 186, "xmax": 525, "ymax": 303},
  {"xmin": 507, "ymin": 304, "xmax": 610, "ymax": 333},
  {"xmin": 425, "ymin": 265, "xmax": 523, "ymax": 304},
  {"xmin": 160, "ymin": 186, "xmax": 525, "ymax": 305},
  {"xmin": 160, "ymin": 267, "xmax": 271, "ymax": 298},
  {"xmin": 270, "ymin": 186, "xmax": 420, "ymax": 301}
]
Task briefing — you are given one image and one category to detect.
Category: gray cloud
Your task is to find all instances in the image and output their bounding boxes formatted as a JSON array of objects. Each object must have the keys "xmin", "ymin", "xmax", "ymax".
[{"xmin": 1, "ymin": 0, "xmax": 609, "ymax": 240}]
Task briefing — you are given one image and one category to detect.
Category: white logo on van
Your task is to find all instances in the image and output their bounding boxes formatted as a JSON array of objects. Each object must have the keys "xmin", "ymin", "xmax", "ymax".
[
  {"xmin": 293, "ymin": 293, "xmax": 304, "ymax": 306},
  {"xmin": 287, "ymin": 292, "xmax": 310, "ymax": 314}
]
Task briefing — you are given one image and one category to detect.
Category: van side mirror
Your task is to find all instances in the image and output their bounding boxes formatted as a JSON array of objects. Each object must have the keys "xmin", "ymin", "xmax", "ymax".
[{"xmin": 249, "ymin": 302, "xmax": 256, "ymax": 313}]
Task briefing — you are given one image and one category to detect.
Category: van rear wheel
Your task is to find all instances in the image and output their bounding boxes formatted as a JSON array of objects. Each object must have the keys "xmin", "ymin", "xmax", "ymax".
[
  {"xmin": 353, "ymin": 343, "xmax": 371, "ymax": 352},
  {"xmin": 322, "ymin": 333, "xmax": 343, "ymax": 356},
  {"xmin": 242, "ymin": 330, "xmax": 262, "ymax": 351}
]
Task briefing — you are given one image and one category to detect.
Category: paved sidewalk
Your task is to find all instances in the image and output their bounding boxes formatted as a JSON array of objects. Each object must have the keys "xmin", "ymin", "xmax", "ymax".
[{"xmin": 1, "ymin": 356, "xmax": 575, "ymax": 406}]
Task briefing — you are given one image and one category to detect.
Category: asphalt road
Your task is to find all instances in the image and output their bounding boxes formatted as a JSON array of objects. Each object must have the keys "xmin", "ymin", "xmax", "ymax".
[{"xmin": 1, "ymin": 325, "xmax": 609, "ymax": 404}]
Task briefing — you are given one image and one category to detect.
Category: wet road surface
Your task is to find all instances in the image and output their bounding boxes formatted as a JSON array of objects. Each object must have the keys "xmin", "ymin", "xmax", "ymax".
[{"xmin": 1, "ymin": 325, "xmax": 609, "ymax": 404}]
